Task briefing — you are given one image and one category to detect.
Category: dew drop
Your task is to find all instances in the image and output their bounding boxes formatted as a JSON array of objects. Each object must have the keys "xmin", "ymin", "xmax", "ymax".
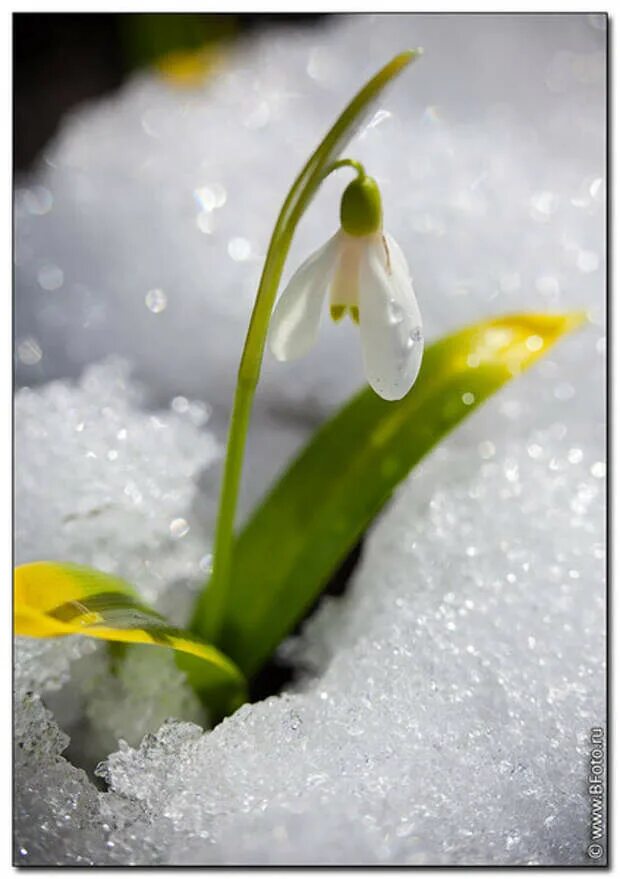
[
  {"xmin": 530, "ymin": 190, "xmax": 558, "ymax": 221},
  {"xmin": 145, "ymin": 288, "xmax": 167, "ymax": 313},
  {"xmin": 576, "ymin": 250, "xmax": 599, "ymax": 273},
  {"xmin": 199, "ymin": 553, "xmax": 213, "ymax": 573},
  {"xmin": 228, "ymin": 237, "xmax": 252, "ymax": 261},
  {"xmin": 589, "ymin": 177, "xmax": 604, "ymax": 199},
  {"xmin": 536, "ymin": 275, "xmax": 560, "ymax": 298},
  {"xmin": 37, "ymin": 264, "xmax": 64, "ymax": 291},
  {"xmin": 170, "ymin": 517, "xmax": 190, "ymax": 539},
  {"xmin": 194, "ymin": 186, "xmax": 217, "ymax": 212},
  {"xmin": 478, "ymin": 440, "xmax": 496, "ymax": 460},
  {"xmin": 387, "ymin": 299, "xmax": 404, "ymax": 325},
  {"xmin": 196, "ymin": 212, "xmax": 214, "ymax": 234},
  {"xmin": 17, "ymin": 337, "xmax": 42, "ymax": 365},
  {"xmin": 406, "ymin": 327, "xmax": 423, "ymax": 349}
]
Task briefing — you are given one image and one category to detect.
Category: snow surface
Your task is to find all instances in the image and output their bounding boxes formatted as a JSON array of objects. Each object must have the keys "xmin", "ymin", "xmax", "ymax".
[{"xmin": 14, "ymin": 13, "xmax": 606, "ymax": 866}]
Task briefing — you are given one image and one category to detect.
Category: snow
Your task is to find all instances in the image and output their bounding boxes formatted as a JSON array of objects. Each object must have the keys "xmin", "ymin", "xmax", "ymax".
[{"xmin": 14, "ymin": 13, "xmax": 605, "ymax": 866}]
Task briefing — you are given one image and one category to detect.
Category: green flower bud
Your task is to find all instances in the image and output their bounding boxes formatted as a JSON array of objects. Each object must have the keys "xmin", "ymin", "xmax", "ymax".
[{"xmin": 340, "ymin": 174, "xmax": 383, "ymax": 237}]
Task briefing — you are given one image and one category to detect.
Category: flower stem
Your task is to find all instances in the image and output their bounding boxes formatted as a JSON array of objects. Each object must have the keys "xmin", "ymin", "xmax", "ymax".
[
  {"xmin": 205, "ymin": 375, "xmax": 255, "ymax": 640},
  {"xmin": 196, "ymin": 189, "xmax": 315, "ymax": 642},
  {"xmin": 201, "ymin": 158, "xmax": 361, "ymax": 643},
  {"xmin": 191, "ymin": 50, "xmax": 419, "ymax": 646},
  {"xmin": 327, "ymin": 158, "xmax": 366, "ymax": 179}
]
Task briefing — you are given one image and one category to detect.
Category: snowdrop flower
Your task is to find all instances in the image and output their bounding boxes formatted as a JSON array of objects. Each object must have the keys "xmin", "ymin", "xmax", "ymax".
[{"xmin": 269, "ymin": 170, "xmax": 423, "ymax": 401}]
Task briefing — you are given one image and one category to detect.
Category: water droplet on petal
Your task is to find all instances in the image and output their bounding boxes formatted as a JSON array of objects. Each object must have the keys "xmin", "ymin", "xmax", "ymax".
[
  {"xmin": 387, "ymin": 300, "xmax": 404, "ymax": 325},
  {"xmin": 406, "ymin": 327, "xmax": 423, "ymax": 349}
]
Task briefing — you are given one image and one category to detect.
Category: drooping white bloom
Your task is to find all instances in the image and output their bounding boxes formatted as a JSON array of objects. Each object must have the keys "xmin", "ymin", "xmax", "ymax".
[{"xmin": 269, "ymin": 223, "xmax": 424, "ymax": 402}]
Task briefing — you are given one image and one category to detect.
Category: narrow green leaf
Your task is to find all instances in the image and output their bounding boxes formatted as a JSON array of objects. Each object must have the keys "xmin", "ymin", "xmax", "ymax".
[
  {"xmin": 192, "ymin": 312, "xmax": 585, "ymax": 677},
  {"xmin": 15, "ymin": 561, "xmax": 246, "ymax": 714}
]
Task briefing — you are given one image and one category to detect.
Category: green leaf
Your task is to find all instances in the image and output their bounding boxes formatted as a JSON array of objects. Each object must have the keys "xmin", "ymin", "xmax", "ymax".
[
  {"xmin": 15, "ymin": 561, "xmax": 246, "ymax": 715},
  {"xmin": 192, "ymin": 312, "xmax": 585, "ymax": 677}
]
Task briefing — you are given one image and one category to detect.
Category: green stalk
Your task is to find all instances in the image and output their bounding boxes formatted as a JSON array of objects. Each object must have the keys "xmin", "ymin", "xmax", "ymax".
[{"xmin": 192, "ymin": 50, "xmax": 420, "ymax": 644}]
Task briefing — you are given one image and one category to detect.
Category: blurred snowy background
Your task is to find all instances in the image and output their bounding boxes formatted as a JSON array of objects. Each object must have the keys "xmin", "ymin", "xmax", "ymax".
[{"xmin": 14, "ymin": 13, "xmax": 606, "ymax": 866}]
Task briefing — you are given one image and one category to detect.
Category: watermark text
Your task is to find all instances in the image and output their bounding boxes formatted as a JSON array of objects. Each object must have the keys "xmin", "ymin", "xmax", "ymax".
[{"xmin": 586, "ymin": 727, "xmax": 606, "ymax": 861}]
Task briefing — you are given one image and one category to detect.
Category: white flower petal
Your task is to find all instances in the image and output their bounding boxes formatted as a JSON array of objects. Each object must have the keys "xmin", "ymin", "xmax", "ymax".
[
  {"xmin": 359, "ymin": 233, "xmax": 424, "ymax": 401},
  {"xmin": 269, "ymin": 233, "xmax": 341, "ymax": 361}
]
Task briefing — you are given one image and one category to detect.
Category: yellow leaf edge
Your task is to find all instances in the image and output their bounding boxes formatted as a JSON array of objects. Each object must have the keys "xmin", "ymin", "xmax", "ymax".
[{"xmin": 14, "ymin": 561, "xmax": 245, "ymax": 689}]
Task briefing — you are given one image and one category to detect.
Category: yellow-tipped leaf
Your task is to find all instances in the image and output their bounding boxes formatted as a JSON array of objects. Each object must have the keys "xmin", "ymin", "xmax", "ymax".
[
  {"xmin": 192, "ymin": 311, "xmax": 586, "ymax": 676},
  {"xmin": 15, "ymin": 561, "xmax": 246, "ymax": 712}
]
